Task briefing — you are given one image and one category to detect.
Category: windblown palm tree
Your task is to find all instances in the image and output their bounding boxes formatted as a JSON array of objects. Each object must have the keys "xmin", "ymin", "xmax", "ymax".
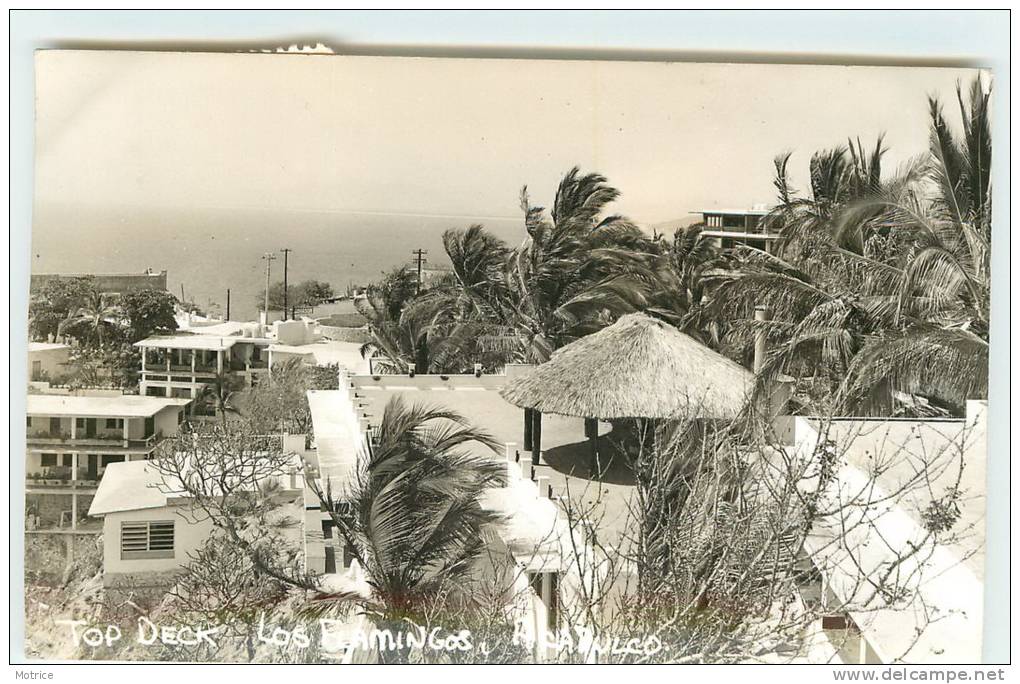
[
  {"xmin": 305, "ymin": 396, "xmax": 505, "ymax": 659},
  {"xmin": 422, "ymin": 168, "xmax": 659, "ymax": 367},
  {"xmin": 840, "ymin": 77, "xmax": 991, "ymax": 412},
  {"xmin": 378, "ymin": 168, "xmax": 660, "ymax": 372},
  {"xmin": 708, "ymin": 76, "xmax": 991, "ymax": 415}
]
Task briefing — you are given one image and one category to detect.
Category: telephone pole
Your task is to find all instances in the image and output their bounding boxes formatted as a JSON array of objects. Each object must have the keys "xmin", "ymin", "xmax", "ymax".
[
  {"xmin": 280, "ymin": 248, "xmax": 292, "ymax": 320},
  {"xmin": 226, "ymin": 289, "xmax": 231, "ymax": 320},
  {"xmin": 261, "ymin": 252, "xmax": 276, "ymax": 320},
  {"xmin": 411, "ymin": 248, "xmax": 428, "ymax": 293}
]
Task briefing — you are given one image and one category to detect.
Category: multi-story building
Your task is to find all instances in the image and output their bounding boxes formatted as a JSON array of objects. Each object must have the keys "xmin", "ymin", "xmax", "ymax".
[
  {"xmin": 135, "ymin": 333, "xmax": 272, "ymax": 399},
  {"xmin": 694, "ymin": 206, "xmax": 780, "ymax": 254},
  {"xmin": 25, "ymin": 393, "xmax": 191, "ymax": 530},
  {"xmin": 136, "ymin": 318, "xmax": 365, "ymax": 400}
]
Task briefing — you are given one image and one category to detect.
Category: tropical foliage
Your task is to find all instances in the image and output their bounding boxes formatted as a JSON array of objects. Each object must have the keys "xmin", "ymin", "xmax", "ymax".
[
  {"xmin": 29, "ymin": 280, "xmax": 182, "ymax": 389},
  {"xmin": 308, "ymin": 396, "xmax": 506, "ymax": 630},
  {"xmin": 708, "ymin": 77, "xmax": 990, "ymax": 415},
  {"xmin": 360, "ymin": 78, "xmax": 991, "ymax": 416}
]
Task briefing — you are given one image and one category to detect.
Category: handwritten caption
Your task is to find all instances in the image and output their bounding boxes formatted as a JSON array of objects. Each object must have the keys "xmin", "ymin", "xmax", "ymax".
[{"xmin": 57, "ymin": 614, "xmax": 663, "ymax": 658}]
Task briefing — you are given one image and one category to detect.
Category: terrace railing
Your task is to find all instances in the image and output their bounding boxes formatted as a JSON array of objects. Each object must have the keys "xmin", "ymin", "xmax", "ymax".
[{"xmin": 27, "ymin": 432, "xmax": 164, "ymax": 450}]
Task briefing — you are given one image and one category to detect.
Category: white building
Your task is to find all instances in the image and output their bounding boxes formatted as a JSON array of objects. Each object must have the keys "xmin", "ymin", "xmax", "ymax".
[
  {"xmin": 795, "ymin": 401, "xmax": 988, "ymax": 663},
  {"xmin": 135, "ymin": 318, "xmax": 365, "ymax": 401},
  {"xmin": 25, "ymin": 394, "xmax": 191, "ymax": 530},
  {"xmin": 303, "ymin": 366, "xmax": 593, "ymax": 661},
  {"xmin": 28, "ymin": 342, "xmax": 72, "ymax": 382},
  {"xmin": 693, "ymin": 206, "xmax": 781, "ymax": 254},
  {"xmin": 88, "ymin": 439, "xmax": 306, "ymax": 592}
]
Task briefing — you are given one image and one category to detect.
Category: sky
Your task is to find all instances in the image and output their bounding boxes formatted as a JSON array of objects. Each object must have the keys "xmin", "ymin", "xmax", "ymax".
[{"xmin": 31, "ymin": 50, "xmax": 982, "ymax": 316}]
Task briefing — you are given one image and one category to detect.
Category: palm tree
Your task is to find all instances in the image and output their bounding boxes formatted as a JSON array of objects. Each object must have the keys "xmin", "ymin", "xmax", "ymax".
[
  {"xmin": 442, "ymin": 167, "xmax": 656, "ymax": 366},
  {"xmin": 195, "ymin": 372, "xmax": 244, "ymax": 425},
  {"xmin": 373, "ymin": 169, "xmax": 657, "ymax": 373},
  {"xmin": 709, "ymin": 76, "xmax": 991, "ymax": 416},
  {"xmin": 306, "ymin": 396, "xmax": 505, "ymax": 661},
  {"xmin": 840, "ymin": 77, "xmax": 991, "ymax": 412},
  {"xmin": 704, "ymin": 138, "xmax": 908, "ymax": 408},
  {"xmin": 58, "ymin": 287, "xmax": 123, "ymax": 347}
]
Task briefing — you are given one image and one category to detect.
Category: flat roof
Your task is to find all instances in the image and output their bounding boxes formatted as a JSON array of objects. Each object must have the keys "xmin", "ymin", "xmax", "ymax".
[
  {"xmin": 270, "ymin": 341, "xmax": 369, "ymax": 373},
  {"xmin": 307, "ymin": 390, "xmax": 363, "ymax": 491},
  {"xmin": 181, "ymin": 321, "xmax": 247, "ymax": 336},
  {"xmin": 27, "ymin": 394, "xmax": 191, "ymax": 418},
  {"xmin": 28, "ymin": 342, "xmax": 70, "ymax": 353},
  {"xmin": 692, "ymin": 208, "xmax": 770, "ymax": 216},
  {"xmin": 702, "ymin": 230, "xmax": 782, "ymax": 239},
  {"xmin": 135, "ymin": 335, "xmax": 238, "ymax": 351}
]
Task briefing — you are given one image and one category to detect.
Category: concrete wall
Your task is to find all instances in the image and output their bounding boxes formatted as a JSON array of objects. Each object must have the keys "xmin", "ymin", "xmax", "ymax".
[
  {"xmin": 274, "ymin": 319, "xmax": 319, "ymax": 346},
  {"xmin": 318, "ymin": 325, "xmax": 371, "ymax": 344},
  {"xmin": 31, "ymin": 271, "xmax": 168, "ymax": 295},
  {"xmin": 154, "ymin": 405, "xmax": 184, "ymax": 437},
  {"xmin": 101, "ymin": 505, "xmax": 215, "ymax": 578},
  {"xmin": 28, "ymin": 346, "xmax": 72, "ymax": 381},
  {"xmin": 352, "ymin": 373, "xmax": 506, "ymax": 391}
]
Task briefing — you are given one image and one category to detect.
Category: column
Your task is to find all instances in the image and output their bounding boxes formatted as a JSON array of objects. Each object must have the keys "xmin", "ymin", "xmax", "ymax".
[
  {"xmin": 585, "ymin": 417, "xmax": 600, "ymax": 474},
  {"xmin": 523, "ymin": 408, "xmax": 533, "ymax": 451},
  {"xmin": 122, "ymin": 417, "xmax": 130, "ymax": 448},
  {"xmin": 531, "ymin": 411, "xmax": 543, "ymax": 466},
  {"xmin": 70, "ymin": 418, "xmax": 77, "ymax": 440},
  {"xmin": 71, "ymin": 452, "xmax": 79, "ymax": 532},
  {"xmin": 165, "ymin": 348, "xmax": 171, "ymax": 372},
  {"xmin": 216, "ymin": 349, "xmax": 223, "ymax": 374}
]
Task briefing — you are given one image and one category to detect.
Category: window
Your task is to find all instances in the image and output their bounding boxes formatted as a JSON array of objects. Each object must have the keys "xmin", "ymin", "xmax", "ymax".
[
  {"xmin": 101, "ymin": 455, "xmax": 125, "ymax": 467},
  {"xmin": 76, "ymin": 418, "xmax": 85, "ymax": 429},
  {"xmin": 120, "ymin": 521, "xmax": 175, "ymax": 559},
  {"xmin": 105, "ymin": 418, "xmax": 123, "ymax": 429},
  {"xmin": 62, "ymin": 454, "xmax": 74, "ymax": 467},
  {"xmin": 26, "ymin": 417, "xmax": 32, "ymax": 428},
  {"xmin": 40, "ymin": 453, "xmax": 57, "ymax": 467}
]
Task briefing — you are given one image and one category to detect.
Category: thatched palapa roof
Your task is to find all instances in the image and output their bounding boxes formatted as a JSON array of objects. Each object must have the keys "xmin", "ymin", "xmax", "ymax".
[{"xmin": 500, "ymin": 313, "xmax": 753, "ymax": 420}]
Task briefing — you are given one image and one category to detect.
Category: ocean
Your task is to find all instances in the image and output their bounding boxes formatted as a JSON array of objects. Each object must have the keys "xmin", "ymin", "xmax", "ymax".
[{"xmin": 29, "ymin": 204, "xmax": 528, "ymax": 322}]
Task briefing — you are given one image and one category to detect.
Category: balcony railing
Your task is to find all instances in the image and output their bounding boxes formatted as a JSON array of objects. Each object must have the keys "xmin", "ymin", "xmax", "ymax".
[
  {"xmin": 27, "ymin": 432, "xmax": 164, "ymax": 450},
  {"xmin": 26, "ymin": 468, "xmax": 101, "ymax": 489},
  {"xmin": 145, "ymin": 362, "xmax": 218, "ymax": 373}
]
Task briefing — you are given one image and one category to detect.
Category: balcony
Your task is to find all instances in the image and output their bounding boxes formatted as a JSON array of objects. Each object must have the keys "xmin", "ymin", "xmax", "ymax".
[
  {"xmin": 26, "ymin": 431, "xmax": 164, "ymax": 451},
  {"xmin": 26, "ymin": 468, "xmax": 101, "ymax": 490}
]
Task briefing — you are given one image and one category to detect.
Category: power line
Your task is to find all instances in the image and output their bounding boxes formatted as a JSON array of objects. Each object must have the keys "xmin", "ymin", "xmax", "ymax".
[
  {"xmin": 261, "ymin": 252, "xmax": 277, "ymax": 320},
  {"xmin": 280, "ymin": 248, "xmax": 292, "ymax": 320},
  {"xmin": 411, "ymin": 249, "xmax": 428, "ymax": 294}
]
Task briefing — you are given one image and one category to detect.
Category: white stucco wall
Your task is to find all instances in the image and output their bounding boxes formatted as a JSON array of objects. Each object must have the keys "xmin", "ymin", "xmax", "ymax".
[
  {"xmin": 101, "ymin": 505, "xmax": 215, "ymax": 577},
  {"xmin": 28, "ymin": 345, "xmax": 73, "ymax": 380}
]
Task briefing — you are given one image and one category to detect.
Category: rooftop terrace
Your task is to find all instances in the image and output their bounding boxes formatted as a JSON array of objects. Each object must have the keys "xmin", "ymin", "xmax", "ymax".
[{"xmin": 27, "ymin": 394, "xmax": 191, "ymax": 418}]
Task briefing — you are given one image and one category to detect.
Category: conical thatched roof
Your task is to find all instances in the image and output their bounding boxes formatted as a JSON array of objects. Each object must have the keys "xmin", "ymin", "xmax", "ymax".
[{"xmin": 500, "ymin": 313, "xmax": 753, "ymax": 419}]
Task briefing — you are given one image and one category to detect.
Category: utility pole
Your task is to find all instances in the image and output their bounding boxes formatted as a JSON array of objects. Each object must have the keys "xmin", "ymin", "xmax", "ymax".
[
  {"xmin": 280, "ymin": 248, "xmax": 292, "ymax": 320},
  {"xmin": 261, "ymin": 252, "xmax": 276, "ymax": 320},
  {"xmin": 411, "ymin": 248, "xmax": 428, "ymax": 293},
  {"xmin": 226, "ymin": 289, "xmax": 231, "ymax": 320}
]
